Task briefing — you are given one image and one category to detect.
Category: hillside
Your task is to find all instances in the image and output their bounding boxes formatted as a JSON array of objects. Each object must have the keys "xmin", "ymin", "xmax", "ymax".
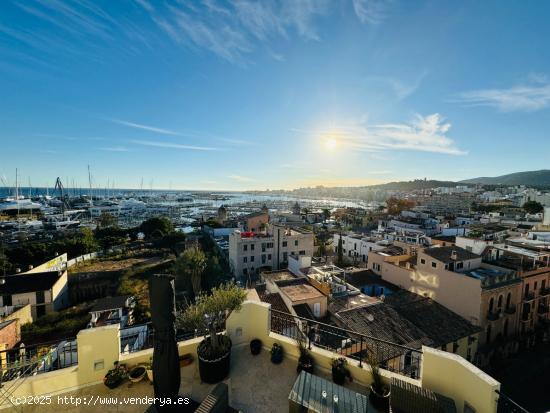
[{"xmin": 460, "ymin": 170, "xmax": 550, "ymax": 187}]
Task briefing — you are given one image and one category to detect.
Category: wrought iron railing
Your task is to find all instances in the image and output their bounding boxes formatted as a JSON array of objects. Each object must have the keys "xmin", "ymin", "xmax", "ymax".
[
  {"xmin": 0, "ymin": 338, "xmax": 77, "ymax": 382},
  {"xmin": 269, "ymin": 308, "xmax": 422, "ymax": 379},
  {"xmin": 120, "ymin": 322, "xmax": 225, "ymax": 354},
  {"xmin": 496, "ymin": 390, "xmax": 530, "ymax": 413}
]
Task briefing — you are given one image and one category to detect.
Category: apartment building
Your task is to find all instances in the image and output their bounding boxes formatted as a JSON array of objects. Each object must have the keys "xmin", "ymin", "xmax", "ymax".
[
  {"xmin": 229, "ymin": 224, "xmax": 314, "ymax": 280},
  {"xmin": 368, "ymin": 246, "xmax": 522, "ymax": 359},
  {"xmin": 332, "ymin": 233, "xmax": 388, "ymax": 263}
]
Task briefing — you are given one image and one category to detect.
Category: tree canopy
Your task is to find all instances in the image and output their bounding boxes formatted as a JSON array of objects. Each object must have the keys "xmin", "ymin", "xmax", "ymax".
[
  {"xmin": 139, "ymin": 216, "xmax": 174, "ymax": 239},
  {"xmin": 523, "ymin": 200, "xmax": 544, "ymax": 214}
]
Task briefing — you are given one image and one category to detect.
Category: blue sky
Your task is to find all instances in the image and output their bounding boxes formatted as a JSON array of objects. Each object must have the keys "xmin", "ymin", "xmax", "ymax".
[{"xmin": 1, "ymin": 0, "xmax": 550, "ymax": 191}]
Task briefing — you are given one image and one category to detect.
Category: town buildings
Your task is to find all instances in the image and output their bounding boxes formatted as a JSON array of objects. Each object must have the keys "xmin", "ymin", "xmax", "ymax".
[{"xmin": 229, "ymin": 223, "xmax": 314, "ymax": 281}]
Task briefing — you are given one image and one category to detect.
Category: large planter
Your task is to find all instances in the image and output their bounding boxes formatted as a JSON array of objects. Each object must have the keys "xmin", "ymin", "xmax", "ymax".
[
  {"xmin": 297, "ymin": 356, "xmax": 314, "ymax": 374},
  {"xmin": 128, "ymin": 366, "xmax": 146, "ymax": 383},
  {"xmin": 250, "ymin": 339, "xmax": 262, "ymax": 355},
  {"xmin": 332, "ymin": 367, "xmax": 347, "ymax": 385},
  {"xmin": 197, "ymin": 336, "xmax": 232, "ymax": 384},
  {"xmin": 369, "ymin": 385, "xmax": 390, "ymax": 411}
]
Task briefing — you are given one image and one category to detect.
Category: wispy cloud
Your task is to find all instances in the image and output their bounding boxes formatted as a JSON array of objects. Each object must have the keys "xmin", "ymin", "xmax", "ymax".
[
  {"xmin": 228, "ymin": 174, "xmax": 255, "ymax": 182},
  {"xmin": 352, "ymin": 0, "xmax": 391, "ymax": 24},
  {"xmin": 111, "ymin": 119, "xmax": 181, "ymax": 135},
  {"xmin": 99, "ymin": 146, "xmax": 132, "ymax": 152},
  {"xmin": 137, "ymin": 0, "xmax": 329, "ymax": 63},
  {"xmin": 365, "ymin": 71, "xmax": 428, "ymax": 100},
  {"xmin": 301, "ymin": 113, "xmax": 466, "ymax": 155},
  {"xmin": 131, "ymin": 140, "xmax": 218, "ymax": 151},
  {"xmin": 454, "ymin": 77, "xmax": 550, "ymax": 112}
]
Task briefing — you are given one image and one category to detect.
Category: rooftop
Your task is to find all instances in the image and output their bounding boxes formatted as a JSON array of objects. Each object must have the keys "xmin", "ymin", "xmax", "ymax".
[
  {"xmin": 385, "ymin": 292, "xmax": 482, "ymax": 347},
  {"xmin": 279, "ymin": 283, "xmax": 325, "ymax": 302},
  {"xmin": 0, "ymin": 271, "xmax": 63, "ymax": 295},
  {"xmin": 90, "ymin": 295, "xmax": 132, "ymax": 313},
  {"xmin": 422, "ymin": 246, "xmax": 480, "ymax": 263}
]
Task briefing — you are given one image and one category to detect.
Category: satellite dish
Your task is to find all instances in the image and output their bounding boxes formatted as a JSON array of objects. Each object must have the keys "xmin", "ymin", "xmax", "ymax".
[{"xmin": 366, "ymin": 314, "xmax": 374, "ymax": 322}]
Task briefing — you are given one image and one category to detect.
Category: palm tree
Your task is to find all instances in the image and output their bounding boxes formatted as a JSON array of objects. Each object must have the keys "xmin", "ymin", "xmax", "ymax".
[
  {"xmin": 322, "ymin": 208, "xmax": 330, "ymax": 223},
  {"xmin": 174, "ymin": 247, "xmax": 207, "ymax": 298}
]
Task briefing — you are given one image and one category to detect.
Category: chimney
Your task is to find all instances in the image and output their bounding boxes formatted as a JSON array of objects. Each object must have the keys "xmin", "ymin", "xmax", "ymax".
[{"xmin": 451, "ymin": 250, "xmax": 458, "ymax": 261}]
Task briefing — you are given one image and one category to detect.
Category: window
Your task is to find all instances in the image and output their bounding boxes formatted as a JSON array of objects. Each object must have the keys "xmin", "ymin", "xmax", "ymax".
[
  {"xmin": 251, "ymin": 244, "xmax": 255, "ymax": 251},
  {"xmin": 250, "ymin": 256, "xmax": 255, "ymax": 262},
  {"xmin": 456, "ymin": 262, "xmax": 464, "ymax": 270},
  {"xmin": 299, "ymin": 250, "xmax": 305, "ymax": 255},
  {"xmin": 268, "ymin": 254, "xmax": 272, "ymax": 260},
  {"xmin": 267, "ymin": 242, "xmax": 273, "ymax": 248},
  {"xmin": 535, "ymin": 281, "xmax": 538, "ymax": 291},
  {"xmin": 283, "ymin": 252, "xmax": 288, "ymax": 262},
  {"xmin": 498, "ymin": 295, "xmax": 503, "ymax": 308},
  {"xmin": 294, "ymin": 240, "xmax": 298, "ymax": 246},
  {"xmin": 431, "ymin": 262, "xmax": 437, "ymax": 268},
  {"xmin": 243, "ymin": 257, "xmax": 247, "ymax": 263},
  {"xmin": 420, "ymin": 258, "xmax": 426, "ymax": 264},
  {"xmin": 506, "ymin": 292, "xmax": 511, "ymax": 308},
  {"xmin": 489, "ymin": 297, "xmax": 494, "ymax": 312},
  {"xmin": 282, "ymin": 241, "xmax": 287, "ymax": 247},
  {"xmin": 467, "ymin": 347, "xmax": 471, "ymax": 361},
  {"xmin": 243, "ymin": 245, "xmax": 248, "ymax": 252},
  {"xmin": 243, "ymin": 268, "xmax": 248, "ymax": 275},
  {"xmin": 262, "ymin": 255, "xmax": 266, "ymax": 264},
  {"xmin": 486, "ymin": 325, "xmax": 492, "ymax": 344},
  {"xmin": 262, "ymin": 243, "xmax": 266, "ymax": 252}
]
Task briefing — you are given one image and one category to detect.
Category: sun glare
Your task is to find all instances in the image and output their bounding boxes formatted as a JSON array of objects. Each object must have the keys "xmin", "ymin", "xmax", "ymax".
[{"xmin": 323, "ymin": 137, "xmax": 338, "ymax": 151}]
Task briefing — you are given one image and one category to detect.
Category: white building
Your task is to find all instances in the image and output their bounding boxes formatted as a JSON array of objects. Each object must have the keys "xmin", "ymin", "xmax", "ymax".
[{"xmin": 229, "ymin": 224, "xmax": 314, "ymax": 280}]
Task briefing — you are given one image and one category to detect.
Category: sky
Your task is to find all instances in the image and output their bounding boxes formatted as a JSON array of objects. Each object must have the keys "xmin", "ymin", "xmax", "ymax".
[{"xmin": 1, "ymin": 0, "xmax": 550, "ymax": 191}]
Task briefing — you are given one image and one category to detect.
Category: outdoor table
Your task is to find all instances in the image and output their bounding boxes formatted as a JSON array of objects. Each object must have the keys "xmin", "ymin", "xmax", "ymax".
[{"xmin": 289, "ymin": 370, "xmax": 369, "ymax": 413}]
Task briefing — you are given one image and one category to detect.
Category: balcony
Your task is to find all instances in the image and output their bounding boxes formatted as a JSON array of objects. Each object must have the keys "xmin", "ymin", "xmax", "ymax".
[
  {"xmin": 487, "ymin": 309, "xmax": 501, "ymax": 321},
  {"xmin": 538, "ymin": 304, "xmax": 549, "ymax": 315},
  {"xmin": 0, "ymin": 300, "xmax": 503, "ymax": 413},
  {"xmin": 524, "ymin": 291, "xmax": 535, "ymax": 301},
  {"xmin": 541, "ymin": 287, "xmax": 550, "ymax": 296}
]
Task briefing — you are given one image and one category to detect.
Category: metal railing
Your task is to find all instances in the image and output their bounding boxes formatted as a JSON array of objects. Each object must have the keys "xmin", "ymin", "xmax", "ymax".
[
  {"xmin": 120, "ymin": 323, "xmax": 225, "ymax": 354},
  {"xmin": 269, "ymin": 308, "xmax": 422, "ymax": 379},
  {"xmin": 496, "ymin": 390, "xmax": 530, "ymax": 413},
  {"xmin": 0, "ymin": 338, "xmax": 77, "ymax": 382}
]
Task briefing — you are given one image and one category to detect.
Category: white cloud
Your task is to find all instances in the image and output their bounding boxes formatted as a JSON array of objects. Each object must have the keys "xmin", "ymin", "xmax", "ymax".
[
  {"xmin": 111, "ymin": 119, "xmax": 181, "ymax": 135},
  {"xmin": 312, "ymin": 113, "xmax": 466, "ymax": 155},
  {"xmin": 228, "ymin": 174, "xmax": 255, "ymax": 182},
  {"xmin": 455, "ymin": 79, "xmax": 550, "ymax": 112},
  {"xmin": 131, "ymin": 140, "xmax": 218, "ymax": 151},
  {"xmin": 352, "ymin": 0, "xmax": 391, "ymax": 24},
  {"xmin": 139, "ymin": 0, "xmax": 328, "ymax": 63},
  {"xmin": 99, "ymin": 146, "xmax": 131, "ymax": 152}
]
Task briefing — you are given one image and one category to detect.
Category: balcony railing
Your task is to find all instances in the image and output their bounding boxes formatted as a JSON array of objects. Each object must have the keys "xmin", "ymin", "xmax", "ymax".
[
  {"xmin": 540, "ymin": 287, "xmax": 550, "ymax": 297},
  {"xmin": 524, "ymin": 291, "xmax": 535, "ymax": 301},
  {"xmin": 487, "ymin": 309, "xmax": 501, "ymax": 321},
  {"xmin": 119, "ymin": 322, "xmax": 224, "ymax": 354},
  {"xmin": 270, "ymin": 308, "xmax": 422, "ymax": 379},
  {"xmin": 0, "ymin": 338, "xmax": 77, "ymax": 382},
  {"xmin": 496, "ymin": 390, "xmax": 530, "ymax": 413}
]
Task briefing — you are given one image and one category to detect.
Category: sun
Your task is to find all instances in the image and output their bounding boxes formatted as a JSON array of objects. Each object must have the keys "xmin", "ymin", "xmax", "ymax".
[{"xmin": 323, "ymin": 137, "xmax": 338, "ymax": 151}]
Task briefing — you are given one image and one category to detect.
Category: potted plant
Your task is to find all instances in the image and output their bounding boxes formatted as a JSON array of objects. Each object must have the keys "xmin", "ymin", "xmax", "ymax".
[
  {"xmin": 128, "ymin": 365, "xmax": 146, "ymax": 383},
  {"xmin": 367, "ymin": 352, "xmax": 390, "ymax": 410},
  {"xmin": 331, "ymin": 357, "xmax": 351, "ymax": 385},
  {"xmin": 250, "ymin": 338, "xmax": 262, "ymax": 355},
  {"xmin": 177, "ymin": 283, "xmax": 246, "ymax": 384},
  {"xmin": 296, "ymin": 335, "xmax": 313, "ymax": 374},
  {"xmin": 270, "ymin": 343, "xmax": 283, "ymax": 364},
  {"xmin": 103, "ymin": 361, "xmax": 128, "ymax": 389}
]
